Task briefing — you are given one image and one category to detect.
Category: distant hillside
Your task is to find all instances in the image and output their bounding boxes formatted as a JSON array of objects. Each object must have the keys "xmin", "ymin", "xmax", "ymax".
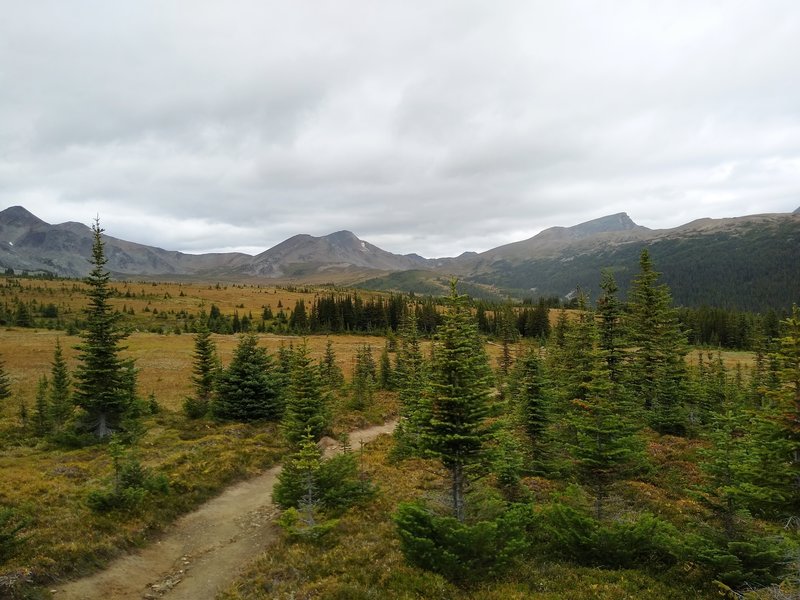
[
  {"xmin": 0, "ymin": 207, "xmax": 427, "ymax": 280},
  {"xmin": 243, "ymin": 230, "xmax": 428, "ymax": 277},
  {"xmin": 0, "ymin": 206, "xmax": 250, "ymax": 278},
  {"xmin": 452, "ymin": 213, "xmax": 800, "ymax": 311},
  {"xmin": 362, "ymin": 212, "xmax": 800, "ymax": 311},
  {"xmin": 2, "ymin": 205, "xmax": 798, "ymax": 311}
]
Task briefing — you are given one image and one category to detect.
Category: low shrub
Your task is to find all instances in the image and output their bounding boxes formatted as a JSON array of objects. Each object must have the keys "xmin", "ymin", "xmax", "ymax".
[{"xmin": 393, "ymin": 501, "xmax": 529, "ymax": 586}]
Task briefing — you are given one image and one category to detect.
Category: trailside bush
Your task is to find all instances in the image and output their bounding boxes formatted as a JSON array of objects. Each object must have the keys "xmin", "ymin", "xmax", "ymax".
[
  {"xmin": 0, "ymin": 506, "xmax": 28, "ymax": 563},
  {"xmin": 686, "ymin": 531, "xmax": 793, "ymax": 589},
  {"xmin": 86, "ymin": 443, "xmax": 169, "ymax": 513},
  {"xmin": 273, "ymin": 446, "xmax": 372, "ymax": 512},
  {"xmin": 393, "ymin": 501, "xmax": 529, "ymax": 586},
  {"xmin": 536, "ymin": 503, "xmax": 683, "ymax": 569}
]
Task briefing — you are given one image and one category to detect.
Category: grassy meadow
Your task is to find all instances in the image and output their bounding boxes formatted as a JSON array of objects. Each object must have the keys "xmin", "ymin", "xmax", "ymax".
[{"xmin": 0, "ymin": 275, "xmax": 769, "ymax": 599}]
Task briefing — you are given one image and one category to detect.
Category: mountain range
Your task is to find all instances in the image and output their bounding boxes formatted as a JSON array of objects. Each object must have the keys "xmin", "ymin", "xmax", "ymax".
[{"xmin": 1, "ymin": 205, "xmax": 799, "ymax": 311}]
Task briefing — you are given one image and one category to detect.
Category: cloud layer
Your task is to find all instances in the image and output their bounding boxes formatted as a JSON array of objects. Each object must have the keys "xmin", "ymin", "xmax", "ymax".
[{"xmin": 1, "ymin": 1, "xmax": 799, "ymax": 257}]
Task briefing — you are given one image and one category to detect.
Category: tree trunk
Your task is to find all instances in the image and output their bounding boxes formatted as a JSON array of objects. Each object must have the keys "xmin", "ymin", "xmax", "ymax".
[{"xmin": 452, "ymin": 463, "xmax": 465, "ymax": 523}]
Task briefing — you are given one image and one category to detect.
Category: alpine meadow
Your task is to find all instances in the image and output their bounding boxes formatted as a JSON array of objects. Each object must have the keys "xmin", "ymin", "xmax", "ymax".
[{"xmin": 1, "ymin": 211, "xmax": 799, "ymax": 600}]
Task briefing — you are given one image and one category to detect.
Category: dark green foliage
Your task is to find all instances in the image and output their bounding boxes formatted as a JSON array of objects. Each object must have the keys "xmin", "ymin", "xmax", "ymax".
[
  {"xmin": 319, "ymin": 338, "xmax": 344, "ymax": 390},
  {"xmin": 688, "ymin": 531, "xmax": 792, "ymax": 589},
  {"xmin": 496, "ymin": 305, "xmax": 518, "ymax": 376},
  {"xmin": 349, "ymin": 344, "xmax": 376, "ymax": 410},
  {"xmin": 597, "ymin": 270, "xmax": 626, "ymax": 382},
  {"xmin": 535, "ymin": 503, "xmax": 682, "ymax": 570},
  {"xmin": 213, "ymin": 333, "xmax": 281, "ymax": 422},
  {"xmin": 392, "ymin": 310, "xmax": 429, "ymax": 458},
  {"xmin": 0, "ymin": 355, "xmax": 10, "ymax": 403},
  {"xmin": 627, "ymin": 249, "xmax": 689, "ymax": 435},
  {"xmin": 394, "ymin": 502, "xmax": 529, "ymax": 586},
  {"xmin": 13, "ymin": 300, "xmax": 32, "ymax": 327},
  {"xmin": 511, "ymin": 346, "xmax": 550, "ymax": 451},
  {"xmin": 460, "ymin": 219, "xmax": 800, "ymax": 312},
  {"xmin": 86, "ymin": 436, "xmax": 169, "ymax": 513},
  {"xmin": 564, "ymin": 303, "xmax": 646, "ymax": 519},
  {"xmin": 0, "ymin": 506, "xmax": 29, "ymax": 563},
  {"xmin": 73, "ymin": 220, "xmax": 138, "ymax": 438},
  {"xmin": 378, "ymin": 343, "xmax": 394, "ymax": 390},
  {"xmin": 273, "ymin": 430, "xmax": 371, "ymax": 513},
  {"xmin": 289, "ymin": 299, "xmax": 308, "ymax": 331},
  {"xmin": 184, "ymin": 324, "xmax": 218, "ymax": 418},
  {"xmin": 48, "ymin": 338, "xmax": 73, "ymax": 431},
  {"xmin": 697, "ymin": 367, "xmax": 755, "ymax": 537},
  {"xmin": 282, "ymin": 341, "xmax": 331, "ymax": 445},
  {"xmin": 422, "ymin": 282, "xmax": 494, "ymax": 522},
  {"xmin": 32, "ymin": 374, "xmax": 50, "ymax": 436}
]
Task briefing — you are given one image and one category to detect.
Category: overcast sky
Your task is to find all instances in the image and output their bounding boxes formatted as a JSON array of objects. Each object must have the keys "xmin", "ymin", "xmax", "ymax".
[{"xmin": 1, "ymin": 1, "xmax": 799, "ymax": 258}]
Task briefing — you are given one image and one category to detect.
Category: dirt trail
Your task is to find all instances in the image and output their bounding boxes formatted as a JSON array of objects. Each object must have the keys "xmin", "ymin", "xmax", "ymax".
[{"xmin": 56, "ymin": 420, "xmax": 396, "ymax": 600}]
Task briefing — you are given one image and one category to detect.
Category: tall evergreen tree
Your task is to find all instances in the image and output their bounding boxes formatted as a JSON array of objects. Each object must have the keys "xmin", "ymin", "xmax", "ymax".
[
  {"xmin": 184, "ymin": 324, "xmax": 218, "ymax": 418},
  {"xmin": 496, "ymin": 305, "xmax": 518, "ymax": 377},
  {"xmin": 511, "ymin": 346, "xmax": 550, "ymax": 458},
  {"xmin": 48, "ymin": 338, "xmax": 73, "ymax": 430},
  {"xmin": 213, "ymin": 333, "xmax": 281, "ymax": 421},
  {"xmin": 282, "ymin": 341, "xmax": 331, "ymax": 446},
  {"xmin": 596, "ymin": 270, "xmax": 625, "ymax": 383},
  {"xmin": 627, "ymin": 249, "xmax": 688, "ymax": 435},
  {"xmin": 422, "ymin": 282, "xmax": 493, "ymax": 522},
  {"xmin": 393, "ymin": 309, "xmax": 429, "ymax": 457},
  {"xmin": 73, "ymin": 220, "xmax": 137, "ymax": 438},
  {"xmin": 698, "ymin": 371, "xmax": 750, "ymax": 538},
  {"xmin": 350, "ymin": 344, "xmax": 376, "ymax": 410},
  {"xmin": 32, "ymin": 375, "xmax": 50, "ymax": 436},
  {"xmin": 14, "ymin": 301, "xmax": 32, "ymax": 328},
  {"xmin": 774, "ymin": 304, "xmax": 800, "ymax": 510},
  {"xmin": 319, "ymin": 338, "xmax": 344, "ymax": 390},
  {"xmin": 565, "ymin": 302, "xmax": 645, "ymax": 520},
  {"xmin": 378, "ymin": 343, "xmax": 394, "ymax": 391}
]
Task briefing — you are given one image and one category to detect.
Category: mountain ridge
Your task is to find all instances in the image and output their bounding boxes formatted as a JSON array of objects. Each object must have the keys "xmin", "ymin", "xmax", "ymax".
[{"xmin": 1, "ymin": 205, "xmax": 799, "ymax": 310}]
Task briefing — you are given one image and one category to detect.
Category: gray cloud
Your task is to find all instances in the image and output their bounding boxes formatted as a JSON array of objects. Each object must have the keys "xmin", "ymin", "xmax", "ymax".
[{"xmin": 1, "ymin": 0, "xmax": 799, "ymax": 259}]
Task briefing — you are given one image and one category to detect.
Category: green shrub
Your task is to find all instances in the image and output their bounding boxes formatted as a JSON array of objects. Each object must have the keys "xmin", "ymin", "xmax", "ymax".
[
  {"xmin": 276, "ymin": 507, "xmax": 339, "ymax": 543},
  {"xmin": 536, "ymin": 503, "xmax": 683, "ymax": 569},
  {"xmin": 273, "ymin": 437, "xmax": 373, "ymax": 513},
  {"xmin": 0, "ymin": 506, "xmax": 28, "ymax": 563},
  {"xmin": 393, "ymin": 501, "xmax": 529, "ymax": 586},
  {"xmin": 687, "ymin": 532, "xmax": 792, "ymax": 589},
  {"xmin": 87, "ymin": 448, "xmax": 169, "ymax": 513}
]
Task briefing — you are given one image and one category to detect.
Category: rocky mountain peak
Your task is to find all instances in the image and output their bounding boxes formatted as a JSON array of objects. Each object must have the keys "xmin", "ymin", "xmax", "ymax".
[
  {"xmin": 0, "ymin": 205, "xmax": 47, "ymax": 228},
  {"xmin": 566, "ymin": 212, "xmax": 640, "ymax": 238}
]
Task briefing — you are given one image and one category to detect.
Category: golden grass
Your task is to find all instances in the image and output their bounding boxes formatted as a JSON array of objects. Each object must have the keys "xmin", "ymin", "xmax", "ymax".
[{"xmin": 0, "ymin": 328, "xmax": 420, "ymax": 415}]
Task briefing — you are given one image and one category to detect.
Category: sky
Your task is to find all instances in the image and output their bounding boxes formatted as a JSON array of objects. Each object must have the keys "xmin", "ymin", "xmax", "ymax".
[{"xmin": 1, "ymin": 1, "xmax": 799, "ymax": 258}]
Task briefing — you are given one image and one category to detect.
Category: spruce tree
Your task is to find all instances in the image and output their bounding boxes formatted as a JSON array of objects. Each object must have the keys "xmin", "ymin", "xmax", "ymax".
[
  {"xmin": 511, "ymin": 345, "xmax": 550, "ymax": 466},
  {"xmin": 422, "ymin": 282, "xmax": 493, "ymax": 522},
  {"xmin": 73, "ymin": 220, "xmax": 137, "ymax": 438},
  {"xmin": 627, "ymin": 249, "xmax": 688, "ymax": 435},
  {"xmin": 32, "ymin": 375, "xmax": 50, "ymax": 436},
  {"xmin": 496, "ymin": 305, "xmax": 518, "ymax": 377},
  {"xmin": 184, "ymin": 323, "xmax": 218, "ymax": 418},
  {"xmin": 350, "ymin": 344, "xmax": 376, "ymax": 410},
  {"xmin": 282, "ymin": 341, "xmax": 331, "ymax": 445},
  {"xmin": 48, "ymin": 338, "xmax": 73, "ymax": 430},
  {"xmin": 698, "ymin": 372, "xmax": 750, "ymax": 538},
  {"xmin": 0, "ymin": 355, "xmax": 11, "ymax": 405},
  {"xmin": 393, "ymin": 309, "xmax": 429, "ymax": 457},
  {"xmin": 378, "ymin": 343, "xmax": 394, "ymax": 390},
  {"xmin": 597, "ymin": 270, "xmax": 625, "ymax": 383},
  {"xmin": 213, "ymin": 333, "xmax": 280, "ymax": 421},
  {"xmin": 565, "ymin": 300, "xmax": 645, "ymax": 520},
  {"xmin": 774, "ymin": 304, "xmax": 800, "ymax": 510},
  {"xmin": 319, "ymin": 338, "xmax": 344, "ymax": 390}
]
